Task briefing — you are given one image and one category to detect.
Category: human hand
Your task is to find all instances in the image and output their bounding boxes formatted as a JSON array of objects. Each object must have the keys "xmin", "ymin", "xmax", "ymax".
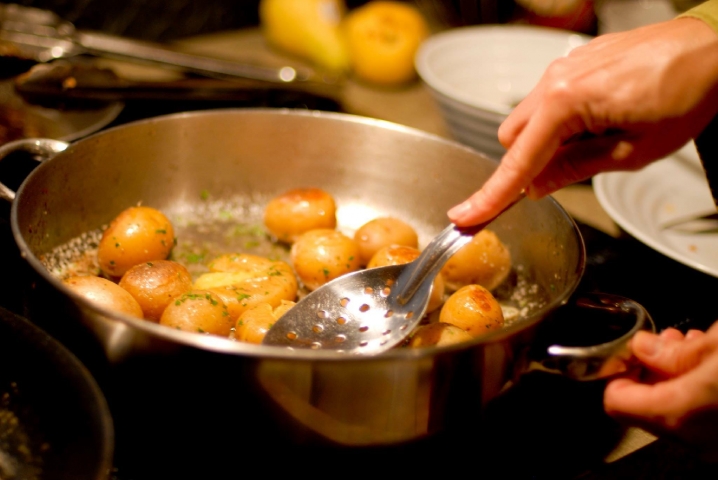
[
  {"xmin": 604, "ymin": 324, "xmax": 718, "ymax": 462},
  {"xmin": 448, "ymin": 17, "xmax": 718, "ymax": 227}
]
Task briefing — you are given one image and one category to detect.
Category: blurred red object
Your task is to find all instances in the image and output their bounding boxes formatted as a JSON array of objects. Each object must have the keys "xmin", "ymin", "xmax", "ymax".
[{"xmin": 515, "ymin": 0, "xmax": 596, "ymax": 34}]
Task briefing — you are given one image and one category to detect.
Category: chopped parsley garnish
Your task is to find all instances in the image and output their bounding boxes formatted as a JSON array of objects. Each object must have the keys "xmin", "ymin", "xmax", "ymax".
[{"xmin": 181, "ymin": 252, "xmax": 206, "ymax": 264}]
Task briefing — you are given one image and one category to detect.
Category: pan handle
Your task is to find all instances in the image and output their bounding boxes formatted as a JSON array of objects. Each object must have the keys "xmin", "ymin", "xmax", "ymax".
[
  {"xmin": 0, "ymin": 138, "xmax": 68, "ymax": 202},
  {"xmin": 517, "ymin": 292, "xmax": 655, "ymax": 381}
]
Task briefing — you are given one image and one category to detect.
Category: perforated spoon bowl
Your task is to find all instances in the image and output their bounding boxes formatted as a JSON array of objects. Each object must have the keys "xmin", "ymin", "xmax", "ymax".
[{"xmin": 263, "ymin": 196, "xmax": 523, "ymax": 354}]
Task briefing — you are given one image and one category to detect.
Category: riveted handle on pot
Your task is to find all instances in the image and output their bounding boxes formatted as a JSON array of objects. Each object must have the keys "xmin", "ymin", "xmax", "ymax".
[
  {"xmin": 0, "ymin": 138, "xmax": 69, "ymax": 201},
  {"xmin": 518, "ymin": 292, "xmax": 655, "ymax": 381}
]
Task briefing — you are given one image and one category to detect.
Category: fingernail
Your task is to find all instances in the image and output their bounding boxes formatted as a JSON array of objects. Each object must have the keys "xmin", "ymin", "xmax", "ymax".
[{"xmin": 633, "ymin": 331, "xmax": 661, "ymax": 357}]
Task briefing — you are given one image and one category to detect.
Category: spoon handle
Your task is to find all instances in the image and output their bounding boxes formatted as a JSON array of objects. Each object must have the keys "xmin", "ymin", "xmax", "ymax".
[{"xmin": 396, "ymin": 194, "xmax": 524, "ymax": 304}]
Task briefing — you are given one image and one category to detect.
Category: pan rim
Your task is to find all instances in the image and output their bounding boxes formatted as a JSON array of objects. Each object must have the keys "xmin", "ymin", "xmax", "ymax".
[{"xmin": 10, "ymin": 107, "xmax": 586, "ymax": 362}]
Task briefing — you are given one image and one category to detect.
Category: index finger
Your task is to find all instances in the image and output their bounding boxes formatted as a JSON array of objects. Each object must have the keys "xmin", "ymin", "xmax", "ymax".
[
  {"xmin": 498, "ymin": 79, "xmax": 546, "ymax": 149},
  {"xmin": 448, "ymin": 100, "xmax": 581, "ymax": 226}
]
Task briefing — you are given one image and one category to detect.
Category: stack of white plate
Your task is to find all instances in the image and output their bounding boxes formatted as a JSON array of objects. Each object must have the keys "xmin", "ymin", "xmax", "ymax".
[{"xmin": 415, "ymin": 25, "xmax": 591, "ymax": 160}]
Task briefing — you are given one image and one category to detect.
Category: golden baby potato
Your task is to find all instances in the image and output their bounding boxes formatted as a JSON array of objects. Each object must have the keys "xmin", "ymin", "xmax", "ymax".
[
  {"xmin": 62, "ymin": 275, "xmax": 143, "ymax": 318},
  {"xmin": 204, "ymin": 278, "xmax": 297, "ymax": 321},
  {"xmin": 290, "ymin": 229, "xmax": 362, "ymax": 291},
  {"xmin": 354, "ymin": 216, "xmax": 418, "ymax": 266},
  {"xmin": 408, "ymin": 322, "xmax": 473, "ymax": 348},
  {"xmin": 367, "ymin": 244, "xmax": 420, "ymax": 268},
  {"xmin": 98, "ymin": 206, "xmax": 175, "ymax": 278},
  {"xmin": 118, "ymin": 260, "xmax": 193, "ymax": 321},
  {"xmin": 159, "ymin": 290, "xmax": 233, "ymax": 336},
  {"xmin": 194, "ymin": 253, "xmax": 298, "ymax": 320},
  {"xmin": 367, "ymin": 245, "xmax": 445, "ymax": 313},
  {"xmin": 235, "ymin": 300, "xmax": 295, "ymax": 344},
  {"xmin": 263, "ymin": 187, "xmax": 337, "ymax": 243},
  {"xmin": 206, "ymin": 253, "xmax": 292, "ymax": 276},
  {"xmin": 439, "ymin": 284, "xmax": 504, "ymax": 338},
  {"xmin": 441, "ymin": 229, "xmax": 511, "ymax": 293}
]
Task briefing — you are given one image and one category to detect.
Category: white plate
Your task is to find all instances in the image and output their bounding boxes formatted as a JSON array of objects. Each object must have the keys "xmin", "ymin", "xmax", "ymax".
[
  {"xmin": 594, "ymin": 142, "xmax": 718, "ymax": 277},
  {"xmin": 416, "ymin": 25, "xmax": 591, "ymax": 115}
]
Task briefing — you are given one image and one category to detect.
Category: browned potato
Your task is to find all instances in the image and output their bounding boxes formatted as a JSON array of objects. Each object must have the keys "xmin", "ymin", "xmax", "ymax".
[
  {"xmin": 408, "ymin": 322, "xmax": 473, "ymax": 348},
  {"xmin": 119, "ymin": 260, "xmax": 193, "ymax": 321},
  {"xmin": 206, "ymin": 253, "xmax": 291, "ymax": 275},
  {"xmin": 367, "ymin": 244, "xmax": 421, "ymax": 268},
  {"xmin": 194, "ymin": 253, "xmax": 298, "ymax": 320},
  {"xmin": 98, "ymin": 206, "xmax": 175, "ymax": 278},
  {"xmin": 441, "ymin": 229, "xmax": 511, "ymax": 292},
  {"xmin": 235, "ymin": 300, "xmax": 295, "ymax": 344},
  {"xmin": 204, "ymin": 279, "xmax": 295, "ymax": 321},
  {"xmin": 367, "ymin": 245, "xmax": 445, "ymax": 313},
  {"xmin": 354, "ymin": 217, "xmax": 418, "ymax": 266},
  {"xmin": 159, "ymin": 290, "xmax": 232, "ymax": 336},
  {"xmin": 62, "ymin": 275, "xmax": 143, "ymax": 318},
  {"xmin": 263, "ymin": 188, "xmax": 337, "ymax": 243},
  {"xmin": 439, "ymin": 284, "xmax": 504, "ymax": 338},
  {"xmin": 290, "ymin": 229, "xmax": 362, "ymax": 291}
]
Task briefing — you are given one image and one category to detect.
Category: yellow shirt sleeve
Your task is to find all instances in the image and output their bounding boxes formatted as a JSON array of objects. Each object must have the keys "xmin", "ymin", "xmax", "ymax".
[
  {"xmin": 680, "ymin": 2, "xmax": 718, "ymax": 205},
  {"xmin": 679, "ymin": 0, "xmax": 718, "ymax": 34}
]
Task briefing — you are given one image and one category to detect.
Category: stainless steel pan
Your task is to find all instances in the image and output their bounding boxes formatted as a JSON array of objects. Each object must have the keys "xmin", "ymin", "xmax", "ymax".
[
  {"xmin": 0, "ymin": 109, "xmax": 652, "ymax": 474},
  {"xmin": 0, "ymin": 306, "xmax": 113, "ymax": 480}
]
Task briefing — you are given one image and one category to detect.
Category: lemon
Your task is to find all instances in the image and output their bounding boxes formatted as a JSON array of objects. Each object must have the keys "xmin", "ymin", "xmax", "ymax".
[
  {"xmin": 343, "ymin": 1, "xmax": 430, "ymax": 86},
  {"xmin": 259, "ymin": 0, "xmax": 350, "ymax": 72}
]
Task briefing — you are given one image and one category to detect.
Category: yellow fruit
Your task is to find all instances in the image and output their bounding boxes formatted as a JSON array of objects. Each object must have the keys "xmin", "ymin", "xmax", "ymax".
[
  {"xmin": 343, "ymin": 1, "xmax": 430, "ymax": 86},
  {"xmin": 259, "ymin": 0, "xmax": 350, "ymax": 72}
]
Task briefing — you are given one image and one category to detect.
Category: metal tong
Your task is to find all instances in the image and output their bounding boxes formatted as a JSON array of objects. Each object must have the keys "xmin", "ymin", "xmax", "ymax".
[
  {"xmin": 0, "ymin": 3, "xmax": 328, "ymax": 85},
  {"xmin": 13, "ymin": 61, "xmax": 343, "ymax": 111}
]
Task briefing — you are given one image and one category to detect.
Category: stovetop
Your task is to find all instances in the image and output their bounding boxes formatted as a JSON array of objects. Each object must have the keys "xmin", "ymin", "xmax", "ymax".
[{"xmin": 2, "ymin": 98, "xmax": 718, "ymax": 479}]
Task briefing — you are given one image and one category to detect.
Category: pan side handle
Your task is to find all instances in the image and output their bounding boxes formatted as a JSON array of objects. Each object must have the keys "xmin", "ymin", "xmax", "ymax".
[
  {"xmin": 0, "ymin": 138, "xmax": 68, "ymax": 202},
  {"xmin": 517, "ymin": 292, "xmax": 655, "ymax": 381}
]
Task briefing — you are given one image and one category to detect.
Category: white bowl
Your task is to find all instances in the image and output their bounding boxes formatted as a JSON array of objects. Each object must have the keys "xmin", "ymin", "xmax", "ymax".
[{"xmin": 415, "ymin": 25, "xmax": 591, "ymax": 159}]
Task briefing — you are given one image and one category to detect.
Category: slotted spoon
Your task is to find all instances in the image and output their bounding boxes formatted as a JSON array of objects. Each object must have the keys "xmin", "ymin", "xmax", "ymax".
[{"xmin": 262, "ymin": 196, "xmax": 523, "ymax": 354}]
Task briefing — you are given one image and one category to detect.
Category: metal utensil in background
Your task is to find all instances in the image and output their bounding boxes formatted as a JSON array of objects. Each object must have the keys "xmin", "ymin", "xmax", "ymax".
[
  {"xmin": 0, "ymin": 3, "xmax": 334, "ymax": 86},
  {"xmin": 263, "ymin": 196, "xmax": 524, "ymax": 354},
  {"xmin": 660, "ymin": 209, "xmax": 718, "ymax": 234},
  {"xmin": 13, "ymin": 61, "xmax": 344, "ymax": 109}
]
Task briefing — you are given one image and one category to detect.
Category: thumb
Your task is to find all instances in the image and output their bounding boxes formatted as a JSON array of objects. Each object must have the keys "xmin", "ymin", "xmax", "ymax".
[{"xmin": 631, "ymin": 330, "xmax": 713, "ymax": 377}]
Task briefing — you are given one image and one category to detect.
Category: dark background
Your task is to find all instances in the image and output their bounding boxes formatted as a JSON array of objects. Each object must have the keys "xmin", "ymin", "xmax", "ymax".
[{"xmin": 5, "ymin": 0, "xmax": 520, "ymax": 41}]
